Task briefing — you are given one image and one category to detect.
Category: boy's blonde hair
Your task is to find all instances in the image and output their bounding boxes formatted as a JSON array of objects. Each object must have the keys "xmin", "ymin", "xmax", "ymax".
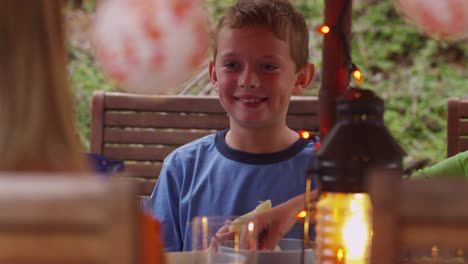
[
  {"xmin": 213, "ymin": 0, "xmax": 310, "ymax": 71},
  {"xmin": 0, "ymin": 1, "xmax": 88, "ymax": 172}
]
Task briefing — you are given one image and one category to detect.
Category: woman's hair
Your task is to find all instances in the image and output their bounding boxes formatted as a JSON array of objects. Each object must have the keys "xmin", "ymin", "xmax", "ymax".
[
  {"xmin": 0, "ymin": 0, "xmax": 88, "ymax": 172},
  {"xmin": 213, "ymin": 0, "xmax": 310, "ymax": 71}
]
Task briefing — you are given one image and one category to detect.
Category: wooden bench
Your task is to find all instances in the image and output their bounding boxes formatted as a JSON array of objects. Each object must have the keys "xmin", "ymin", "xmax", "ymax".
[
  {"xmin": 90, "ymin": 91, "xmax": 319, "ymax": 196},
  {"xmin": 447, "ymin": 97, "xmax": 468, "ymax": 157},
  {"xmin": 0, "ymin": 174, "xmax": 140, "ymax": 264},
  {"xmin": 370, "ymin": 170, "xmax": 468, "ymax": 264}
]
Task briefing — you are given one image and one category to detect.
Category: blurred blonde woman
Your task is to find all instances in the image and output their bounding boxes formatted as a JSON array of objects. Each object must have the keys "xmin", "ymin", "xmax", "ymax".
[{"xmin": 0, "ymin": 0, "xmax": 88, "ymax": 172}]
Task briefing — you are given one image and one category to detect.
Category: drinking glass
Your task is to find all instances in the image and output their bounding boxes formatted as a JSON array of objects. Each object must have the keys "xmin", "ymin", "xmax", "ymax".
[
  {"xmin": 191, "ymin": 215, "xmax": 255, "ymax": 263},
  {"xmin": 191, "ymin": 215, "xmax": 316, "ymax": 264},
  {"xmin": 166, "ymin": 251, "xmax": 246, "ymax": 264}
]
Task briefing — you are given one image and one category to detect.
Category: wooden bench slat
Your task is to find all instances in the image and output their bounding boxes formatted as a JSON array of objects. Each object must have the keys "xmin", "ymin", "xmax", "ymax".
[
  {"xmin": 105, "ymin": 112, "xmax": 230, "ymax": 129},
  {"xmin": 461, "ymin": 120, "xmax": 468, "ymax": 135},
  {"xmin": 447, "ymin": 97, "xmax": 468, "ymax": 157},
  {"xmin": 289, "ymin": 96, "xmax": 319, "ymax": 114},
  {"xmin": 461, "ymin": 99, "xmax": 468, "ymax": 117},
  {"xmin": 104, "ymin": 129, "xmax": 213, "ymax": 145},
  {"xmin": 0, "ymin": 175, "xmax": 140, "ymax": 263},
  {"xmin": 0, "ymin": 234, "xmax": 105, "ymax": 261},
  {"xmin": 125, "ymin": 163, "xmax": 162, "ymax": 179},
  {"xmin": 286, "ymin": 115, "xmax": 319, "ymax": 132},
  {"xmin": 103, "ymin": 118, "xmax": 318, "ymax": 145},
  {"xmin": 370, "ymin": 172, "xmax": 468, "ymax": 264},
  {"xmin": 104, "ymin": 112, "xmax": 318, "ymax": 131},
  {"xmin": 104, "ymin": 94, "xmax": 225, "ymax": 113},
  {"xmin": 460, "ymin": 138, "xmax": 468, "ymax": 153},
  {"xmin": 103, "ymin": 145, "xmax": 176, "ymax": 162},
  {"xmin": 129, "ymin": 178, "xmax": 157, "ymax": 197},
  {"xmin": 401, "ymin": 224, "xmax": 468, "ymax": 249},
  {"xmin": 401, "ymin": 179, "xmax": 468, "ymax": 220}
]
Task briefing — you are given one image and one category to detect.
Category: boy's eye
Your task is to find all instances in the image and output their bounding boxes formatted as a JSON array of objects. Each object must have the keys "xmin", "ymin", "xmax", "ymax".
[
  {"xmin": 223, "ymin": 62, "xmax": 239, "ymax": 69},
  {"xmin": 262, "ymin": 64, "xmax": 279, "ymax": 71}
]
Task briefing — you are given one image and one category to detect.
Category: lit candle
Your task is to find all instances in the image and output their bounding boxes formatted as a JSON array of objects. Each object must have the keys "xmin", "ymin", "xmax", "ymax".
[{"xmin": 315, "ymin": 193, "xmax": 372, "ymax": 264}]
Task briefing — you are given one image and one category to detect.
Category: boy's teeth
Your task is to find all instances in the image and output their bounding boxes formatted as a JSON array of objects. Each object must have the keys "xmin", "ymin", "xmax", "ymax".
[{"xmin": 238, "ymin": 98, "xmax": 261, "ymax": 103}]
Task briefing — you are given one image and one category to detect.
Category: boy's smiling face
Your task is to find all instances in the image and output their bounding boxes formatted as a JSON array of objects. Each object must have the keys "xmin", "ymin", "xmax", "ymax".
[{"xmin": 209, "ymin": 26, "xmax": 313, "ymax": 131}]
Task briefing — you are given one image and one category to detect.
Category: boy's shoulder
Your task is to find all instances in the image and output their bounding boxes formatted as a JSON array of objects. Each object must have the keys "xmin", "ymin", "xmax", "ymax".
[{"xmin": 165, "ymin": 132, "xmax": 218, "ymax": 160}]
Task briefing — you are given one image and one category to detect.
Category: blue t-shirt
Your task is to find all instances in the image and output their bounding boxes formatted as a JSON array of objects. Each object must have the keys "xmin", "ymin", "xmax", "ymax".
[{"xmin": 150, "ymin": 129, "xmax": 318, "ymax": 251}]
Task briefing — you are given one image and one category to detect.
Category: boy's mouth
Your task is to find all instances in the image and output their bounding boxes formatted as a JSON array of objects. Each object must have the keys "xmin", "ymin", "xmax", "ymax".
[{"xmin": 234, "ymin": 96, "xmax": 268, "ymax": 103}]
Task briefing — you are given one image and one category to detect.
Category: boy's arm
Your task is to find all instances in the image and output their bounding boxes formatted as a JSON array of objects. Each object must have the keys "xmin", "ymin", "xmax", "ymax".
[{"xmin": 150, "ymin": 157, "xmax": 183, "ymax": 251}]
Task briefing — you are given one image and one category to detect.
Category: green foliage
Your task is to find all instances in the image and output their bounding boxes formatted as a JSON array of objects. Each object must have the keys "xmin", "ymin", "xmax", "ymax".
[
  {"xmin": 349, "ymin": 1, "xmax": 468, "ymax": 164},
  {"xmin": 66, "ymin": 0, "xmax": 97, "ymax": 12},
  {"xmin": 68, "ymin": 46, "xmax": 114, "ymax": 150},
  {"xmin": 69, "ymin": 0, "xmax": 468, "ymax": 167}
]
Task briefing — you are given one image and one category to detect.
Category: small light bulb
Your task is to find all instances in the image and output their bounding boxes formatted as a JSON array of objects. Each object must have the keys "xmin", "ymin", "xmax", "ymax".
[
  {"xmin": 316, "ymin": 25, "xmax": 331, "ymax": 34},
  {"xmin": 315, "ymin": 142, "xmax": 321, "ymax": 150},
  {"xmin": 352, "ymin": 68, "xmax": 363, "ymax": 83},
  {"xmin": 296, "ymin": 210, "xmax": 307, "ymax": 219},
  {"xmin": 298, "ymin": 130, "xmax": 311, "ymax": 139}
]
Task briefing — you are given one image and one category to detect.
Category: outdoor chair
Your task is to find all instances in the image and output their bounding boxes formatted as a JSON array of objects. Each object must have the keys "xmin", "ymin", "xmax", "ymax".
[
  {"xmin": 0, "ymin": 174, "xmax": 140, "ymax": 264},
  {"xmin": 90, "ymin": 90, "xmax": 319, "ymax": 196},
  {"xmin": 369, "ymin": 170, "xmax": 468, "ymax": 264},
  {"xmin": 447, "ymin": 97, "xmax": 468, "ymax": 157}
]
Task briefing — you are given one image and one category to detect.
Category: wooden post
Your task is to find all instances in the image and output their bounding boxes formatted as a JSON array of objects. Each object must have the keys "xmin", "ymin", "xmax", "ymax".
[{"xmin": 319, "ymin": 0, "xmax": 352, "ymax": 140}]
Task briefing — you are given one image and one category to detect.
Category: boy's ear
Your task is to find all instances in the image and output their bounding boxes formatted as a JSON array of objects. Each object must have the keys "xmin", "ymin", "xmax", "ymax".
[
  {"xmin": 209, "ymin": 60, "xmax": 218, "ymax": 91},
  {"xmin": 292, "ymin": 63, "xmax": 315, "ymax": 95}
]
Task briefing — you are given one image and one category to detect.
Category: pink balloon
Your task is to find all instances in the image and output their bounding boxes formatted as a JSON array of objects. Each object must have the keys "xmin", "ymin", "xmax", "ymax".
[
  {"xmin": 394, "ymin": 0, "xmax": 468, "ymax": 40},
  {"xmin": 93, "ymin": 0, "xmax": 210, "ymax": 94}
]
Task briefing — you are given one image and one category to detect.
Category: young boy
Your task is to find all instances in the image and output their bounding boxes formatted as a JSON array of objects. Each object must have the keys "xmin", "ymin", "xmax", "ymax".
[{"xmin": 150, "ymin": 0, "xmax": 317, "ymax": 251}]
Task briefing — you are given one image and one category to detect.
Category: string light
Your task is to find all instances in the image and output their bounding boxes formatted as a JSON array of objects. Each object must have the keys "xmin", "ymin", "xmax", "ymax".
[
  {"xmin": 316, "ymin": 25, "xmax": 331, "ymax": 34},
  {"xmin": 296, "ymin": 210, "xmax": 308, "ymax": 218},
  {"xmin": 298, "ymin": 130, "xmax": 311, "ymax": 139},
  {"xmin": 351, "ymin": 64, "xmax": 363, "ymax": 83},
  {"xmin": 314, "ymin": 142, "xmax": 321, "ymax": 150},
  {"xmin": 315, "ymin": 0, "xmax": 364, "ymax": 85}
]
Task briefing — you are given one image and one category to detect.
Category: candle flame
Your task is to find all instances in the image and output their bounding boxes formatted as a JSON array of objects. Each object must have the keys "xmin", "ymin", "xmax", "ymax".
[
  {"xmin": 337, "ymin": 248, "xmax": 345, "ymax": 262},
  {"xmin": 341, "ymin": 194, "xmax": 371, "ymax": 262},
  {"xmin": 296, "ymin": 210, "xmax": 307, "ymax": 218},
  {"xmin": 316, "ymin": 193, "xmax": 372, "ymax": 264},
  {"xmin": 248, "ymin": 221, "xmax": 255, "ymax": 232}
]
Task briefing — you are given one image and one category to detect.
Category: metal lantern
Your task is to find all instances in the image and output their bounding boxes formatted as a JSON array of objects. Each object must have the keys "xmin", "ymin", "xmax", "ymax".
[{"xmin": 314, "ymin": 87, "xmax": 405, "ymax": 264}]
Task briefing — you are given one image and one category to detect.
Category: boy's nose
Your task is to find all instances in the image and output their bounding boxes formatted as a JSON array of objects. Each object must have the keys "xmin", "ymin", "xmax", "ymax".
[{"xmin": 238, "ymin": 68, "xmax": 259, "ymax": 89}]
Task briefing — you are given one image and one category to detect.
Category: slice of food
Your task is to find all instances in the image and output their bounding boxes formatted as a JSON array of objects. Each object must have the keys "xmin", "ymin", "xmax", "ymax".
[
  {"xmin": 228, "ymin": 200, "xmax": 272, "ymax": 233},
  {"xmin": 228, "ymin": 200, "xmax": 282, "ymax": 251}
]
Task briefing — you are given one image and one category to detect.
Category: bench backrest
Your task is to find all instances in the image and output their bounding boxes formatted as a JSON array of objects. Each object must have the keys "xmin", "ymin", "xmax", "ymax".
[
  {"xmin": 90, "ymin": 91, "xmax": 319, "ymax": 196},
  {"xmin": 0, "ymin": 174, "xmax": 140, "ymax": 264},
  {"xmin": 370, "ymin": 170, "xmax": 468, "ymax": 264},
  {"xmin": 447, "ymin": 97, "xmax": 468, "ymax": 157}
]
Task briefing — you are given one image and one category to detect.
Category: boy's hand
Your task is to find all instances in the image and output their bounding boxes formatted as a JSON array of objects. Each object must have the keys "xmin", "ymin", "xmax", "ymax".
[
  {"xmin": 229, "ymin": 200, "xmax": 272, "ymax": 233},
  {"xmin": 246, "ymin": 191, "xmax": 319, "ymax": 250},
  {"xmin": 209, "ymin": 220, "xmax": 234, "ymax": 251},
  {"xmin": 252, "ymin": 203, "xmax": 297, "ymax": 250}
]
